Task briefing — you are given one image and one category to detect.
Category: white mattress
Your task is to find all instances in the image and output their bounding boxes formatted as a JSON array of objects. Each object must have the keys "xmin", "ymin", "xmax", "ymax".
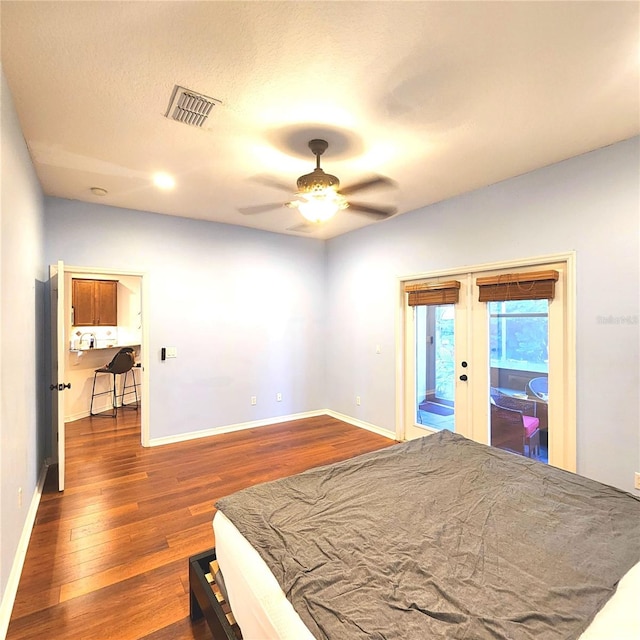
[{"xmin": 213, "ymin": 510, "xmax": 640, "ymax": 640}]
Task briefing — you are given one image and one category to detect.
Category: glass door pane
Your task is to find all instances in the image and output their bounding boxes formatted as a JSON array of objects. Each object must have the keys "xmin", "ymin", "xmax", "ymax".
[
  {"xmin": 488, "ymin": 299, "xmax": 549, "ymax": 463},
  {"xmin": 415, "ymin": 304, "xmax": 455, "ymax": 431}
]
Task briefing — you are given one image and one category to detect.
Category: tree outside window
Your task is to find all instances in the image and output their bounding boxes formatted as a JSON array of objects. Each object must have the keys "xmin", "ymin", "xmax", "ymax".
[{"xmin": 489, "ymin": 300, "xmax": 549, "ymax": 373}]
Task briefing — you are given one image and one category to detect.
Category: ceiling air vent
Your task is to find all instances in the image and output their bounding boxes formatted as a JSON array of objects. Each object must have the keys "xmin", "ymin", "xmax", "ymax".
[{"xmin": 165, "ymin": 85, "xmax": 221, "ymax": 128}]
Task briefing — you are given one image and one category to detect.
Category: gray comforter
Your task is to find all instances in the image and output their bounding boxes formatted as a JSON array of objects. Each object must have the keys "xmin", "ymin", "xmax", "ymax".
[{"xmin": 216, "ymin": 430, "xmax": 640, "ymax": 640}]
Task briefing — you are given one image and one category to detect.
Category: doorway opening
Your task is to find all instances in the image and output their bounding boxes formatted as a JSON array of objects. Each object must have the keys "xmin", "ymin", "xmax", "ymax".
[
  {"xmin": 64, "ymin": 271, "xmax": 143, "ymax": 424},
  {"xmin": 50, "ymin": 262, "xmax": 149, "ymax": 491}
]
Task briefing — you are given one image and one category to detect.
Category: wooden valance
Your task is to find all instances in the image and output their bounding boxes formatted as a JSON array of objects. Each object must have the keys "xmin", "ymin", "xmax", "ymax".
[
  {"xmin": 476, "ymin": 270, "xmax": 559, "ymax": 302},
  {"xmin": 404, "ymin": 280, "xmax": 461, "ymax": 306}
]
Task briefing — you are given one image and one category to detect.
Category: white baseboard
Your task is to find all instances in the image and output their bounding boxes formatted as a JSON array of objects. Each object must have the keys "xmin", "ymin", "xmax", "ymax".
[
  {"xmin": 65, "ymin": 409, "xmax": 90, "ymax": 421},
  {"xmin": 65, "ymin": 400, "xmax": 119, "ymax": 422},
  {"xmin": 324, "ymin": 410, "xmax": 397, "ymax": 440},
  {"xmin": 148, "ymin": 409, "xmax": 396, "ymax": 447},
  {"xmin": 0, "ymin": 462, "xmax": 49, "ymax": 640},
  {"xmin": 148, "ymin": 409, "xmax": 328, "ymax": 447}
]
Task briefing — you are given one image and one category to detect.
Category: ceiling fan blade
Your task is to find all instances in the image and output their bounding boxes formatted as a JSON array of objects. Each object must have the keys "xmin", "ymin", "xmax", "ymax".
[
  {"xmin": 238, "ymin": 202, "xmax": 285, "ymax": 215},
  {"xmin": 347, "ymin": 202, "xmax": 397, "ymax": 219},
  {"xmin": 340, "ymin": 176, "xmax": 396, "ymax": 196},
  {"xmin": 251, "ymin": 174, "xmax": 294, "ymax": 193},
  {"xmin": 286, "ymin": 222, "xmax": 316, "ymax": 233}
]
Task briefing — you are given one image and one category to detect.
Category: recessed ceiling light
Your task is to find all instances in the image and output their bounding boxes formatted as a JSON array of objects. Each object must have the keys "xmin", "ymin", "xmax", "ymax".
[
  {"xmin": 90, "ymin": 187, "xmax": 108, "ymax": 196},
  {"xmin": 153, "ymin": 172, "xmax": 175, "ymax": 190}
]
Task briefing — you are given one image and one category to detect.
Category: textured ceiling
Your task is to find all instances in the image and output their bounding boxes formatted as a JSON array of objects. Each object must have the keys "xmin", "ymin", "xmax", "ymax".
[{"xmin": 2, "ymin": 1, "xmax": 639, "ymax": 239}]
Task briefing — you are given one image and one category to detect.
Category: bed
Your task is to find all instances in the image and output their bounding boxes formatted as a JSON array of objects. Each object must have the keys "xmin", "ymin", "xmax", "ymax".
[{"xmin": 212, "ymin": 430, "xmax": 640, "ymax": 640}]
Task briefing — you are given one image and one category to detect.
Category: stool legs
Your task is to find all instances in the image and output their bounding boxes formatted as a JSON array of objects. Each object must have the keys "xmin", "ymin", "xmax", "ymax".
[
  {"xmin": 90, "ymin": 366, "xmax": 139, "ymax": 418},
  {"xmin": 90, "ymin": 372, "xmax": 98, "ymax": 416},
  {"xmin": 121, "ymin": 369, "xmax": 139, "ymax": 410},
  {"xmin": 90, "ymin": 371, "xmax": 118, "ymax": 418}
]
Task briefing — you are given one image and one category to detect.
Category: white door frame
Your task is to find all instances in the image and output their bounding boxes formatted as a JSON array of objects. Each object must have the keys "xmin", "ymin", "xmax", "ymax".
[
  {"xmin": 51, "ymin": 264, "xmax": 150, "ymax": 488},
  {"xmin": 50, "ymin": 261, "xmax": 66, "ymax": 490},
  {"xmin": 395, "ymin": 252, "xmax": 576, "ymax": 471}
]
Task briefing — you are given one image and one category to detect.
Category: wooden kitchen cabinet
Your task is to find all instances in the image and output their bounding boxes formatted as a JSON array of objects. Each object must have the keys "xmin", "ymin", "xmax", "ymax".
[{"xmin": 72, "ymin": 278, "xmax": 118, "ymax": 326}]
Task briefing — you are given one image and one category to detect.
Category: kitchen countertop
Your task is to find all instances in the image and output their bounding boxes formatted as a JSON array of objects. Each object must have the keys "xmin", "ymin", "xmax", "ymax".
[{"xmin": 70, "ymin": 343, "xmax": 140, "ymax": 353}]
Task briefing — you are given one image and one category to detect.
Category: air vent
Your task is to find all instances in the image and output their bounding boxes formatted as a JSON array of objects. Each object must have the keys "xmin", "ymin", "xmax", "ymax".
[{"xmin": 165, "ymin": 85, "xmax": 221, "ymax": 128}]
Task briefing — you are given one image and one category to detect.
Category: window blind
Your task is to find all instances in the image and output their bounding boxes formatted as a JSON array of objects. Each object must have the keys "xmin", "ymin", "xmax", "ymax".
[
  {"xmin": 404, "ymin": 280, "xmax": 461, "ymax": 306},
  {"xmin": 476, "ymin": 270, "xmax": 559, "ymax": 302}
]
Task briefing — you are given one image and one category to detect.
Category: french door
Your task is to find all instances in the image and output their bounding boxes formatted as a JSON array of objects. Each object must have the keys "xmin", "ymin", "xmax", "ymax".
[
  {"xmin": 404, "ymin": 278, "xmax": 470, "ymax": 441},
  {"xmin": 401, "ymin": 256, "xmax": 575, "ymax": 472}
]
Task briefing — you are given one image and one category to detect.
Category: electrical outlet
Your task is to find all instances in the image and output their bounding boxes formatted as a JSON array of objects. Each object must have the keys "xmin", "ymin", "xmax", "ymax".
[
  {"xmin": 18, "ymin": 487, "xmax": 22, "ymax": 508},
  {"xmin": 276, "ymin": 393, "xmax": 282, "ymax": 402},
  {"xmin": 635, "ymin": 472, "xmax": 640, "ymax": 490},
  {"xmin": 356, "ymin": 396, "xmax": 361, "ymax": 406},
  {"xmin": 250, "ymin": 396, "xmax": 257, "ymax": 406}
]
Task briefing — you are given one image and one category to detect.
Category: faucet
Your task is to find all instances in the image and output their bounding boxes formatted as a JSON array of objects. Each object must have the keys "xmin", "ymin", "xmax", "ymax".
[{"xmin": 80, "ymin": 332, "xmax": 97, "ymax": 349}]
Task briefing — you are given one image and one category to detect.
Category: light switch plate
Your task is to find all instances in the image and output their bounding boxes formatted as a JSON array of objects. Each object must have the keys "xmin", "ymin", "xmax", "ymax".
[{"xmin": 166, "ymin": 346, "xmax": 177, "ymax": 358}]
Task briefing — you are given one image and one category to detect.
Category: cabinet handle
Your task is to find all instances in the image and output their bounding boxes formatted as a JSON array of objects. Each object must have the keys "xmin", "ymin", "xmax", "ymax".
[{"xmin": 459, "ymin": 374, "xmax": 468, "ymax": 381}]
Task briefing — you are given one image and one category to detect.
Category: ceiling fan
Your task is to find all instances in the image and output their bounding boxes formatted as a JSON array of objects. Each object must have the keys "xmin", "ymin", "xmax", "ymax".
[{"xmin": 240, "ymin": 139, "xmax": 397, "ymax": 228}]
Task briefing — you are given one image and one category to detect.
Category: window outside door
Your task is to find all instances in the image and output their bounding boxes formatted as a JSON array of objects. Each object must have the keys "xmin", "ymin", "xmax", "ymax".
[
  {"xmin": 488, "ymin": 298, "xmax": 549, "ymax": 462},
  {"xmin": 404, "ymin": 279, "xmax": 469, "ymax": 441},
  {"xmin": 415, "ymin": 304, "xmax": 455, "ymax": 431},
  {"xmin": 402, "ymin": 257, "xmax": 575, "ymax": 472}
]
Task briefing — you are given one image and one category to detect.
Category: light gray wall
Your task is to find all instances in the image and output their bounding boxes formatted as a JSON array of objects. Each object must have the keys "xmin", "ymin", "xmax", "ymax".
[
  {"xmin": 0, "ymin": 72, "xmax": 45, "ymax": 604},
  {"xmin": 2, "ymin": 60, "xmax": 638, "ymax": 623},
  {"xmin": 326, "ymin": 137, "xmax": 640, "ymax": 492},
  {"xmin": 44, "ymin": 199, "xmax": 327, "ymax": 440}
]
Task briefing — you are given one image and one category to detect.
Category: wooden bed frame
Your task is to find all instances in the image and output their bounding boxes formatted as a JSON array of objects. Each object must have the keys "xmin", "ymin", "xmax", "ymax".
[{"xmin": 189, "ymin": 548, "xmax": 243, "ymax": 640}]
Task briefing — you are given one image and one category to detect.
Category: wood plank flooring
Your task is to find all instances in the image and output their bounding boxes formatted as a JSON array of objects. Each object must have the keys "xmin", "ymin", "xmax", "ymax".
[{"xmin": 7, "ymin": 411, "xmax": 396, "ymax": 639}]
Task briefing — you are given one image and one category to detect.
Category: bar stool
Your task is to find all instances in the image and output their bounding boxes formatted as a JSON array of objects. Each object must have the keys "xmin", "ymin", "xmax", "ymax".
[
  {"xmin": 90, "ymin": 347, "xmax": 138, "ymax": 417},
  {"xmin": 121, "ymin": 363, "xmax": 140, "ymax": 411}
]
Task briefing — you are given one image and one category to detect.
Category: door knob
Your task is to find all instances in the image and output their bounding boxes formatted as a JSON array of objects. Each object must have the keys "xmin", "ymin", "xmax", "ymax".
[{"xmin": 459, "ymin": 374, "xmax": 468, "ymax": 381}]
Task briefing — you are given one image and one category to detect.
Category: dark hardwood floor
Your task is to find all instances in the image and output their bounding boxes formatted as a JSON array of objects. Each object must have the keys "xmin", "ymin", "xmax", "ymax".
[{"xmin": 7, "ymin": 411, "xmax": 396, "ymax": 639}]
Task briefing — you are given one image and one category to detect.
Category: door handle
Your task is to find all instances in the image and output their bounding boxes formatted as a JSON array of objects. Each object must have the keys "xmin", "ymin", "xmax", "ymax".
[
  {"xmin": 459, "ymin": 374, "xmax": 468, "ymax": 381},
  {"xmin": 50, "ymin": 383, "xmax": 72, "ymax": 391}
]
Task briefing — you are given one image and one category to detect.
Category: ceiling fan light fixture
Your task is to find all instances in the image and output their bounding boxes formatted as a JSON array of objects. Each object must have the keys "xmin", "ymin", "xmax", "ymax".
[
  {"xmin": 296, "ymin": 139, "xmax": 341, "ymax": 195},
  {"xmin": 293, "ymin": 188, "xmax": 348, "ymax": 223},
  {"xmin": 296, "ymin": 168, "xmax": 340, "ymax": 193}
]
